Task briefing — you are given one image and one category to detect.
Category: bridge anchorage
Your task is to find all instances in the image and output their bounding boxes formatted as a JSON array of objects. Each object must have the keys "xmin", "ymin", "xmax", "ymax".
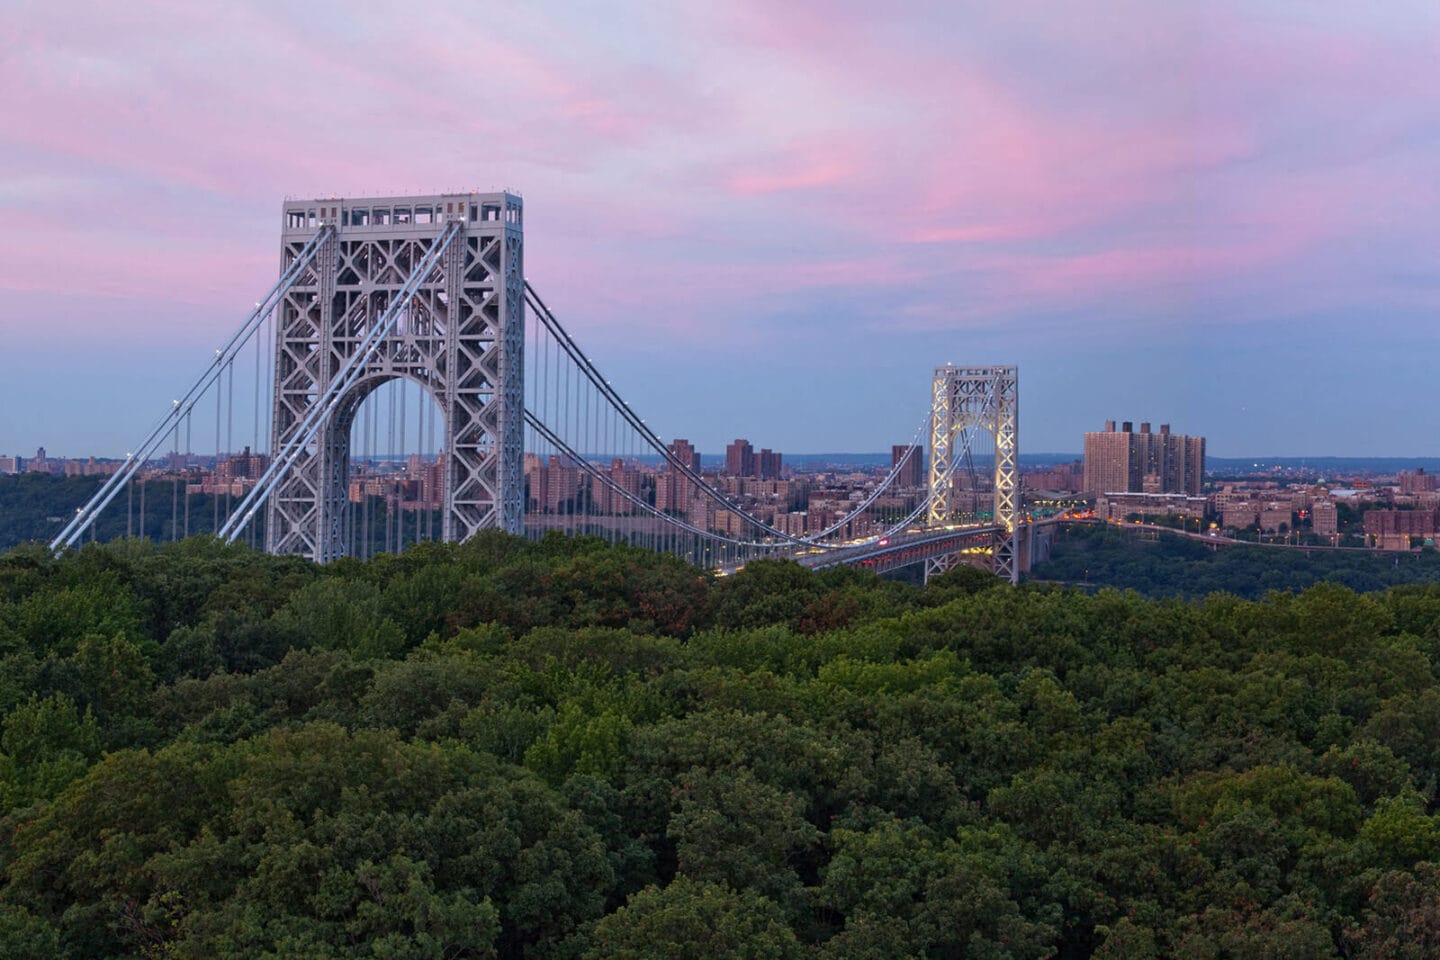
[{"xmin": 53, "ymin": 191, "xmax": 1032, "ymax": 580}]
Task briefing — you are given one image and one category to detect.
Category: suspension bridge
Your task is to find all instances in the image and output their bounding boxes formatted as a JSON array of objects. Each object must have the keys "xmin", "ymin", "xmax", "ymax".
[{"xmin": 52, "ymin": 192, "xmax": 1046, "ymax": 582}]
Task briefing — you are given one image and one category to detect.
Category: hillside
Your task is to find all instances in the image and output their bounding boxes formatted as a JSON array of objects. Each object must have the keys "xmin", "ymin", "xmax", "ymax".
[
  {"xmin": 1029, "ymin": 523, "xmax": 1440, "ymax": 599},
  {"xmin": 2, "ymin": 533, "xmax": 1439, "ymax": 958}
]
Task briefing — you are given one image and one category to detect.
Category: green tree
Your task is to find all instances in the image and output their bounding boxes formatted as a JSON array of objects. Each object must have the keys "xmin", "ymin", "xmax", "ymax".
[
  {"xmin": 1346, "ymin": 862, "xmax": 1440, "ymax": 959},
  {"xmin": 273, "ymin": 577, "xmax": 406, "ymax": 660},
  {"xmin": 667, "ymin": 767, "xmax": 819, "ymax": 915},
  {"xmin": 0, "ymin": 692, "xmax": 101, "ymax": 809},
  {"xmin": 1358, "ymin": 789, "xmax": 1440, "ymax": 867},
  {"xmin": 0, "ymin": 904, "xmax": 62, "ymax": 960},
  {"xmin": 818, "ymin": 820, "xmax": 1055, "ymax": 959},
  {"xmin": 583, "ymin": 877, "xmax": 801, "ymax": 960}
]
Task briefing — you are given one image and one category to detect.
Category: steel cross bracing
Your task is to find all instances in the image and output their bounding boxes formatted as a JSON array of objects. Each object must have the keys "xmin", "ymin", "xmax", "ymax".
[
  {"xmin": 49, "ymin": 226, "xmax": 335, "ymax": 554},
  {"xmin": 925, "ymin": 364, "xmax": 1019, "ymax": 582},
  {"xmin": 221, "ymin": 220, "xmax": 469, "ymax": 547},
  {"xmin": 255, "ymin": 193, "xmax": 526, "ymax": 561}
]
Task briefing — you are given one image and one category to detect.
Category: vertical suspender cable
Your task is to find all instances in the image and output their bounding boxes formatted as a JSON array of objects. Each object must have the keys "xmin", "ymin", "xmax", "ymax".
[
  {"xmin": 225, "ymin": 359, "xmax": 235, "ymax": 531},
  {"xmin": 251, "ymin": 313, "xmax": 262, "ymax": 549},
  {"xmin": 560, "ymin": 334, "xmax": 566, "ymax": 532},
  {"xmin": 183, "ymin": 411, "xmax": 192, "ymax": 539},
  {"xmin": 420, "ymin": 391, "xmax": 428, "ymax": 544},
  {"xmin": 171, "ymin": 423, "xmax": 179, "ymax": 543},
  {"xmin": 582, "ymin": 366, "xmax": 589, "ymax": 535},
  {"xmin": 363, "ymin": 399, "xmax": 373, "ymax": 560},
  {"xmin": 386, "ymin": 383, "xmax": 395, "ymax": 555},
  {"xmin": 398, "ymin": 379, "xmax": 407, "ymax": 554},
  {"xmin": 213, "ymin": 379, "xmax": 221, "ymax": 535}
]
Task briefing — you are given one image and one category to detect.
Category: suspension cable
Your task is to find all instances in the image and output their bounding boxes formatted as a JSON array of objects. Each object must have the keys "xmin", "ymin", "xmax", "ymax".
[
  {"xmin": 526, "ymin": 282, "xmax": 950, "ymax": 547},
  {"xmin": 51, "ymin": 226, "xmax": 333, "ymax": 553}
]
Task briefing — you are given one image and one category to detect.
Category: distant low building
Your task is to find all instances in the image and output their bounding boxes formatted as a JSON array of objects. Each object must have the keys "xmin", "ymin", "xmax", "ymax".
[
  {"xmin": 64, "ymin": 457, "xmax": 122, "ymax": 478},
  {"xmin": 1025, "ymin": 459, "xmax": 1082, "ymax": 493},
  {"xmin": 1400, "ymin": 468, "xmax": 1438, "ymax": 495},
  {"xmin": 1363, "ymin": 509, "xmax": 1437, "ymax": 550},
  {"xmin": 1311, "ymin": 500, "xmax": 1338, "ymax": 536},
  {"xmin": 1222, "ymin": 501, "xmax": 1260, "ymax": 530},
  {"xmin": 1259, "ymin": 504, "xmax": 1292, "ymax": 533},
  {"xmin": 1095, "ymin": 491, "xmax": 1208, "ymax": 521}
]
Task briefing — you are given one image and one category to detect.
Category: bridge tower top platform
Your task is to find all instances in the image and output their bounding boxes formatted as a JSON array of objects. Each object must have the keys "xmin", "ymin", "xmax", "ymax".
[{"xmin": 282, "ymin": 191, "xmax": 522, "ymax": 236}]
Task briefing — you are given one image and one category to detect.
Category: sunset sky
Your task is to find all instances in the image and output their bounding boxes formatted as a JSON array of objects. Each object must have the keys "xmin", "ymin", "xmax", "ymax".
[{"xmin": 2, "ymin": 1, "xmax": 1438, "ymax": 456}]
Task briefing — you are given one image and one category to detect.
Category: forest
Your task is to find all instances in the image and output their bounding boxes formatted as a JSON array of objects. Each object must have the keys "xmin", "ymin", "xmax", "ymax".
[
  {"xmin": 1029, "ymin": 523, "xmax": 1440, "ymax": 599},
  {"xmin": 3, "ymin": 532, "xmax": 1440, "ymax": 958}
]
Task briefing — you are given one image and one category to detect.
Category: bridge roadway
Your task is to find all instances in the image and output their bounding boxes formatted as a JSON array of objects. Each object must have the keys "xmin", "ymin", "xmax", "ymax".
[
  {"xmin": 795, "ymin": 524, "xmax": 1001, "ymax": 573},
  {"xmin": 797, "ymin": 516, "xmax": 1068, "ymax": 576}
]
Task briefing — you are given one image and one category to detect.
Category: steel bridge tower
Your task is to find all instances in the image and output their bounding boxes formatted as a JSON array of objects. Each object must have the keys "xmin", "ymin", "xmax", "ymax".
[
  {"xmin": 266, "ymin": 193, "xmax": 525, "ymax": 561},
  {"xmin": 926, "ymin": 365, "xmax": 1019, "ymax": 583}
]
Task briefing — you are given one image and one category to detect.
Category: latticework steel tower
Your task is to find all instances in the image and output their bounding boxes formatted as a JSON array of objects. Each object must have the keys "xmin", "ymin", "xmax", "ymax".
[
  {"xmin": 265, "ymin": 193, "xmax": 525, "ymax": 561},
  {"xmin": 926, "ymin": 365, "xmax": 1019, "ymax": 582}
]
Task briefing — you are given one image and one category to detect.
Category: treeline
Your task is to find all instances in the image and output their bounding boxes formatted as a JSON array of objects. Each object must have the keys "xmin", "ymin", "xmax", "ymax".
[
  {"xmin": 0, "ymin": 474, "xmax": 234, "ymax": 549},
  {"xmin": 1031, "ymin": 523, "xmax": 1440, "ymax": 599},
  {"xmin": 0, "ymin": 473, "xmax": 441, "ymax": 558},
  {"xmin": 2, "ymin": 534, "xmax": 1440, "ymax": 957}
]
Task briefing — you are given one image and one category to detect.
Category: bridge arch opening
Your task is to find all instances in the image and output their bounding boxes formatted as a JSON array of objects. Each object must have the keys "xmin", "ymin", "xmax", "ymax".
[{"xmin": 331, "ymin": 373, "xmax": 449, "ymax": 559}]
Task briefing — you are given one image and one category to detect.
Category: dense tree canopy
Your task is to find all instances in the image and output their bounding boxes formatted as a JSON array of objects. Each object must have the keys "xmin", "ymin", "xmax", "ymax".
[
  {"xmin": 2, "ymin": 531, "xmax": 1440, "ymax": 957},
  {"xmin": 1031, "ymin": 523, "xmax": 1440, "ymax": 599}
]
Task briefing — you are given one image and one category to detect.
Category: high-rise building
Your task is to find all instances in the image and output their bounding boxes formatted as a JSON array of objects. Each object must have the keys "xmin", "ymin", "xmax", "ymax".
[
  {"xmin": 725, "ymin": 438, "xmax": 756, "ymax": 477},
  {"xmin": 524, "ymin": 454, "xmax": 585, "ymax": 514},
  {"xmin": 1083, "ymin": 420, "xmax": 1135, "ymax": 495},
  {"xmin": 545, "ymin": 455, "xmax": 581, "ymax": 514},
  {"xmin": 421, "ymin": 453, "xmax": 446, "ymax": 509},
  {"xmin": 654, "ymin": 472, "xmax": 685, "ymax": 514},
  {"xmin": 669, "ymin": 438, "xmax": 700, "ymax": 473},
  {"xmin": 659, "ymin": 439, "xmax": 701, "ymax": 514},
  {"xmin": 758, "ymin": 448, "xmax": 782, "ymax": 480},
  {"xmin": 892, "ymin": 445, "xmax": 924, "ymax": 488},
  {"xmin": 596, "ymin": 458, "xmax": 642, "ymax": 514},
  {"xmin": 1083, "ymin": 420, "xmax": 1204, "ymax": 496}
]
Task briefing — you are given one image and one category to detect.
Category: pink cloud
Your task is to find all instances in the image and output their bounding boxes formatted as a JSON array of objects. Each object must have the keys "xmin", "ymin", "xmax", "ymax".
[
  {"xmin": 1, "ymin": 0, "xmax": 1437, "ymax": 357},
  {"xmin": 726, "ymin": 146, "xmax": 858, "ymax": 196}
]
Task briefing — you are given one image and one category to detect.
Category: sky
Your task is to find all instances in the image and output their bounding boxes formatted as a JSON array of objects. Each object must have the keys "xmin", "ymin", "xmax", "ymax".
[{"xmin": 1, "ymin": 0, "xmax": 1438, "ymax": 458}]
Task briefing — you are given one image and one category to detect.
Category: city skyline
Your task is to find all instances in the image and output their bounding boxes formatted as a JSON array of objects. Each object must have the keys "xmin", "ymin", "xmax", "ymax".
[{"xmin": 2, "ymin": 2, "xmax": 1438, "ymax": 457}]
